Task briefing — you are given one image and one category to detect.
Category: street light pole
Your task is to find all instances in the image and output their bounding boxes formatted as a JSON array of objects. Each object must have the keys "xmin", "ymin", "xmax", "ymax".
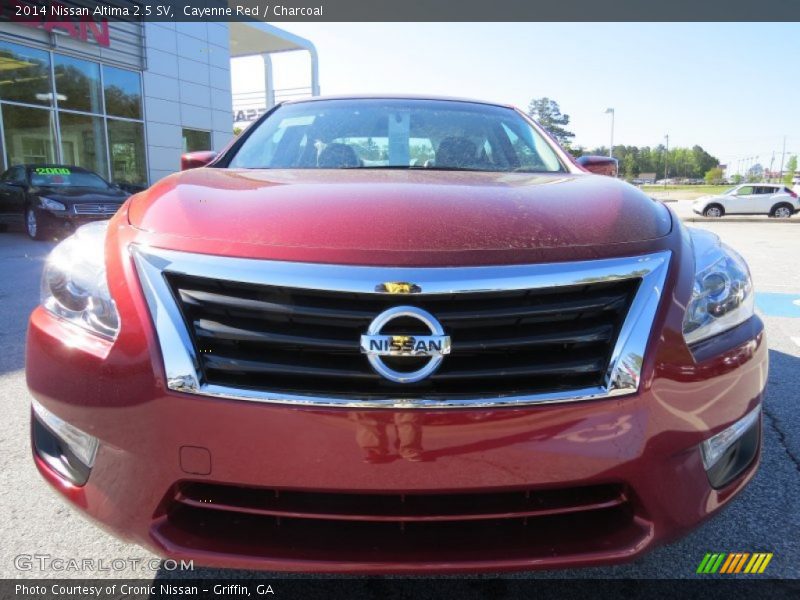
[
  {"xmin": 605, "ymin": 108, "xmax": 615, "ymax": 158},
  {"xmin": 663, "ymin": 134, "xmax": 669, "ymax": 187}
]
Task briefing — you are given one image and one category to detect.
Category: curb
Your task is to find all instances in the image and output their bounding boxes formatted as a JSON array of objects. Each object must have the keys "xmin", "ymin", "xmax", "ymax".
[{"xmin": 680, "ymin": 217, "xmax": 799, "ymax": 223}]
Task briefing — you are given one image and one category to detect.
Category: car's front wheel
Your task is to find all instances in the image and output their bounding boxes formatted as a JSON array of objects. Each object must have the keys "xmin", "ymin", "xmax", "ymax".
[
  {"xmin": 25, "ymin": 207, "xmax": 48, "ymax": 241},
  {"xmin": 770, "ymin": 204, "xmax": 793, "ymax": 219},
  {"xmin": 703, "ymin": 204, "xmax": 724, "ymax": 218}
]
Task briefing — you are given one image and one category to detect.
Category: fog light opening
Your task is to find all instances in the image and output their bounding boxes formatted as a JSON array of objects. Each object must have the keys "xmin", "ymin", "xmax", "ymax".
[
  {"xmin": 700, "ymin": 405, "xmax": 761, "ymax": 489},
  {"xmin": 32, "ymin": 399, "xmax": 98, "ymax": 486}
]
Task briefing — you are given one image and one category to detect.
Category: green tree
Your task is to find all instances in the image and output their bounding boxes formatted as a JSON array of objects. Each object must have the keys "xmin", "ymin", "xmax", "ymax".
[
  {"xmin": 527, "ymin": 98, "xmax": 575, "ymax": 146},
  {"xmin": 409, "ymin": 141, "xmax": 435, "ymax": 164},
  {"xmin": 581, "ymin": 143, "xmax": 720, "ymax": 180},
  {"xmin": 691, "ymin": 145, "xmax": 718, "ymax": 176},
  {"xmin": 783, "ymin": 155, "xmax": 797, "ymax": 186},
  {"xmin": 621, "ymin": 154, "xmax": 639, "ymax": 180},
  {"xmin": 567, "ymin": 145, "xmax": 585, "ymax": 158},
  {"xmin": 704, "ymin": 167, "xmax": 725, "ymax": 184}
]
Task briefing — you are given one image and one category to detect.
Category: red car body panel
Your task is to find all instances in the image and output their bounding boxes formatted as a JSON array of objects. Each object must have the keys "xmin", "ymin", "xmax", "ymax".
[
  {"xmin": 128, "ymin": 169, "xmax": 671, "ymax": 263},
  {"xmin": 26, "ymin": 98, "xmax": 766, "ymax": 572},
  {"xmin": 27, "ymin": 189, "xmax": 766, "ymax": 572}
]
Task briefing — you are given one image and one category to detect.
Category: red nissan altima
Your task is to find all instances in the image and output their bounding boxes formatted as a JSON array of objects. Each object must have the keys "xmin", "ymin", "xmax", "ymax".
[{"xmin": 27, "ymin": 96, "xmax": 766, "ymax": 573}]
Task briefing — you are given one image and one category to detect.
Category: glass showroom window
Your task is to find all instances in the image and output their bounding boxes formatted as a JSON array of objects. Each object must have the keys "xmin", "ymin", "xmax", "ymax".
[
  {"xmin": 0, "ymin": 41, "xmax": 146, "ymax": 183},
  {"xmin": 108, "ymin": 119, "xmax": 146, "ymax": 186},
  {"xmin": 2, "ymin": 104, "xmax": 57, "ymax": 165},
  {"xmin": 0, "ymin": 41, "xmax": 52, "ymax": 106},
  {"xmin": 54, "ymin": 54, "xmax": 103, "ymax": 114},
  {"xmin": 183, "ymin": 129, "xmax": 212, "ymax": 153},
  {"xmin": 59, "ymin": 112, "xmax": 108, "ymax": 177},
  {"xmin": 103, "ymin": 65, "xmax": 142, "ymax": 119}
]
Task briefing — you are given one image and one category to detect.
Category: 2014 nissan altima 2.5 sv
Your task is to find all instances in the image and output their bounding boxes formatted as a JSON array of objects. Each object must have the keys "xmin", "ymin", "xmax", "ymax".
[{"xmin": 26, "ymin": 96, "xmax": 767, "ymax": 573}]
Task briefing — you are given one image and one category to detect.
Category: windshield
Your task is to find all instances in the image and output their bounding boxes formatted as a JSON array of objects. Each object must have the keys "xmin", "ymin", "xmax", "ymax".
[
  {"xmin": 29, "ymin": 167, "xmax": 109, "ymax": 189},
  {"xmin": 228, "ymin": 99, "xmax": 565, "ymax": 173}
]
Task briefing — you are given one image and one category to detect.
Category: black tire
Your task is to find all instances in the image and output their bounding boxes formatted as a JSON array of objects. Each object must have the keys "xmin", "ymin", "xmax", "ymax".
[
  {"xmin": 25, "ymin": 207, "xmax": 48, "ymax": 241},
  {"xmin": 770, "ymin": 203, "xmax": 794, "ymax": 219},
  {"xmin": 703, "ymin": 204, "xmax": 724, "ymax": 218}
]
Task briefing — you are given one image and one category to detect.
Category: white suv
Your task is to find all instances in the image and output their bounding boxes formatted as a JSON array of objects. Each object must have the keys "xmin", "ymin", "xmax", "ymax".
[{"xmin": 693, "ymin": 184, "xmax": 799, "ymax": 218}]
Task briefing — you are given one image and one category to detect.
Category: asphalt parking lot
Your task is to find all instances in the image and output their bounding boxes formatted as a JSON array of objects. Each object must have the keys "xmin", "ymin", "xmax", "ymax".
[{"xmin": 0, "ymin": 205, "xmax": 798, "ymax": 581}]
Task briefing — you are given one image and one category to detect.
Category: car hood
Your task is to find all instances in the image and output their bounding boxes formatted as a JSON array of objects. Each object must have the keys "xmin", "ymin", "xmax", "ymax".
[
  {"xmin": 34, "ymin": 186, "xmax": 128, "ymax": 203},
  {"xmin": 128, "ymin": 169, "xmax": 672, "ymax": 254}
]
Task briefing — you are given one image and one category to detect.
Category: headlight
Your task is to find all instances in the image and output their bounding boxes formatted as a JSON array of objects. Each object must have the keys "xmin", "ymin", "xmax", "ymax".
[
  {"xmin": 683, "ymin": 229, "xmax": 754, "ymax": 345},
  {"xmin": 40, "ymin": 197, "xmax": 66, "ymax": 211},
  {"xmin": 41, "ymin": 221, "xmax": 119, "ymax": 339}
]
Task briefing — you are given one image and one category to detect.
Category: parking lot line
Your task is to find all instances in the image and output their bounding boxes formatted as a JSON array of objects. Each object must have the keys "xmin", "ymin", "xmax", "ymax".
[{"xmin": 755, "ymin": 293, "xmax": 800, "ymax": 318}]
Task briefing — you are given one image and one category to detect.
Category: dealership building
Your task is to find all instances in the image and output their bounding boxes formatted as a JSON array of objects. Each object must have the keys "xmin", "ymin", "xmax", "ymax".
[{"xmin": 0, "ymin": 18, "xmax": 318, "ymax": 187}]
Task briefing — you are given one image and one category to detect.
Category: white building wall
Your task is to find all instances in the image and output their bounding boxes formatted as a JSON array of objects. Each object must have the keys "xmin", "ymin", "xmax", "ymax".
[{"xmin": 143, "ymin": 22, "xmax": 232, "ymax": 184}]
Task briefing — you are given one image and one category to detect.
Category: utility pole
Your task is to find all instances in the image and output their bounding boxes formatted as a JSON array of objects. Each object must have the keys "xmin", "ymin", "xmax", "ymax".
[
  {"xmin": 779, "ymin": 136, "xmax": 787, "ymax": 181},
  {"xmin": 605, "ymin": 108, "xmax": 615, "ymax": 158},
  {"xmin": 663, "ymin": 134, "xmax": 669, "ymax": 187},
  {"xmin": 769, "ymin": 152, "xmax": 775, "ymax": 182}
]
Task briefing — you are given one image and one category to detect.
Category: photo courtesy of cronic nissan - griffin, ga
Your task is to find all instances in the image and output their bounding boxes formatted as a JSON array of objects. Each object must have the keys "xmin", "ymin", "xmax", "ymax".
[{"xmin": 26, "ymin": 96, "xmax": 767, "ymax": 573}]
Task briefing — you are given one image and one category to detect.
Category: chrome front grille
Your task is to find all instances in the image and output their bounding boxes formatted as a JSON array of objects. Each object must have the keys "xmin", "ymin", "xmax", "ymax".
[
  {"xmin": 166, "ymin": 274, "xmax": 638, "ymax": 398},
  {"xmin": 73, "ymin": 203, "xmax": 120, "ymax": 215},
  {"xmin": 132, "ymin": 247, "xmax": 671, "ymax": 408}
]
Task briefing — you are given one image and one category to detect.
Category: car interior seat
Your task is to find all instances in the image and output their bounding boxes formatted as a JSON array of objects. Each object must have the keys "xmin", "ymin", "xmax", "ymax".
[
  {"xmin": 317, "ymin": 143, "xmax": 361, "ymax": 168},
  {"xmin": 436, "ymin": 137, "xmax": 478, "ymax": 169}
]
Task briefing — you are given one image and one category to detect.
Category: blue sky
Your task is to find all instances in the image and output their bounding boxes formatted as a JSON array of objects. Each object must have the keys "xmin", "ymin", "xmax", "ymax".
[{"xmin": 232, "ymin": 23, "xmax": 799, "ymax": 173}]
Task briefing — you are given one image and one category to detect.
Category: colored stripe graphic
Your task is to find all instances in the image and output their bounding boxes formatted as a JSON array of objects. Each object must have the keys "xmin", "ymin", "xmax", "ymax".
[
  {"xmin": 744, "ymin": 554, "xmax": 756, "ymax": 573},
  {"xmin": 720, "ymin": 553, "xmax": 736, "ymax": 573},
  {"xmin": 711, "ymin": 553, "xmax": 725, "ymax": 573},
  {"xmin": 697, "ymin": 553, "xmax": 712, "ymax": 573},
  {"xmin": 759, "ymin": 553, "xmax": 773, "ymax": 573},
  {"xmin": 734, "ymin": 553, "xmax": 750, "ymax": 573},
  {"xmin": 699, "ymin": 553, "xmax": 773, "ymax": 574}
]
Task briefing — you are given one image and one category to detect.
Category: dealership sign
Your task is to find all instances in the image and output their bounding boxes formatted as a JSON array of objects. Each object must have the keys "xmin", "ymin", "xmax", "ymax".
[
  {"xmin": 233, "ymin": 107, "xmax": 268, "ymax": 123},
  {"xmin": 2, "ymin": 0, "xmax": 111, "ymax": 47}
]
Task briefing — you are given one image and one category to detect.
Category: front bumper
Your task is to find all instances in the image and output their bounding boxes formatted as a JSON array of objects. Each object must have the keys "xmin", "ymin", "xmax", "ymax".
[
  {"xmin": 37, "ymin": 209, "xmax": 113, "ymax": 231},
  {"xmin": 26, "ymin": 303, "xmax": 767, "ymax": 573}
]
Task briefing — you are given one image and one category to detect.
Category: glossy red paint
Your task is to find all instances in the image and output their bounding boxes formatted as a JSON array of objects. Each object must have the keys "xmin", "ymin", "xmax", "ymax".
[
  {"xmin": 180, "ymin": 151, "xmax": 219, "ymax": 171},
  {"xmin": 26, "ymin": 97, "xmax": 766, "ymax": 571},
  {"xmin": 576, "ymin": 155, "xmax": 619, "ymax": 177},
  {"xmin": 128, "ymin": 169, "xmax": 671, "ymax": 265},
  {"xmin": 25, "ymin": 188, "xmax": 767, "ymax": 571}
]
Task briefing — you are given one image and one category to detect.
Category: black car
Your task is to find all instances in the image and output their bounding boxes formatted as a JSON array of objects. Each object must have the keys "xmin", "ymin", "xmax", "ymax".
[{"xmin": 0, "ymin": 165, "xmax": 130, "ymax": 240}]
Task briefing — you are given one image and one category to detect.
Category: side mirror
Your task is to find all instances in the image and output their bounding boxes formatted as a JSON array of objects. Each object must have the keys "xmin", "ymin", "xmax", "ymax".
[
  {"xmin": 181, "ymin": 151, "xmax": 218, "ymax": 171},
  {"xmin": 576, "ymin": 155, "xmax": 618, "ymax": 177}
]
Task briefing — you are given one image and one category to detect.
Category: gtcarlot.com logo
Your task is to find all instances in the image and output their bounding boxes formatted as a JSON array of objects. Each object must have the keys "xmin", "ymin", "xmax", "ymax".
[
  {"xmin": 697, "ymin": 552, "xmax": 773, "ymax": 574},
  {"xmin": 14, "ymin": 554, "xmax": 193, "ymax": 572}
]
